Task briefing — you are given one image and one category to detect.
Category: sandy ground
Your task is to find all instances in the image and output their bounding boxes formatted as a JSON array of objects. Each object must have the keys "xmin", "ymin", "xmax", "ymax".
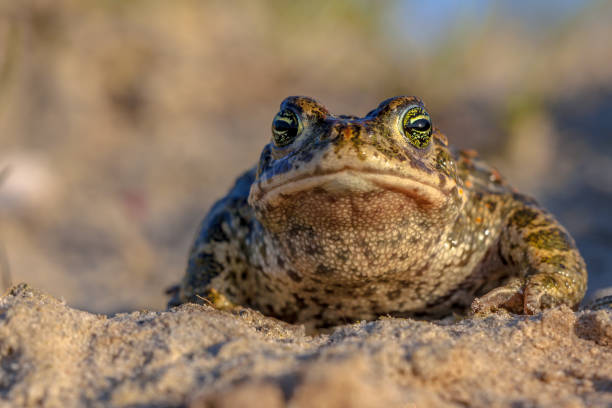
[{"xmin": 0, "ymin": 284, "xmax": 609, "ymax": 408}]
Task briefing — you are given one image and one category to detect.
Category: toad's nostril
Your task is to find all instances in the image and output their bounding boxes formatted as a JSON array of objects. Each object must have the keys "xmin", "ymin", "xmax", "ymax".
[{"xmin": 342, "ymin": 126, "xmax": 354, "ymax": 141}]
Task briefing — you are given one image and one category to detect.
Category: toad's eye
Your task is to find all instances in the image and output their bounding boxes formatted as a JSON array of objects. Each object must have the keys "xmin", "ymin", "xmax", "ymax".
[
  {"xmin": 272, "ymin": 109, "xmax": 301, "ymax": 147},
  {"xmin": 401, "ymin": 107, "xmax": 432, "ymax": 148}
]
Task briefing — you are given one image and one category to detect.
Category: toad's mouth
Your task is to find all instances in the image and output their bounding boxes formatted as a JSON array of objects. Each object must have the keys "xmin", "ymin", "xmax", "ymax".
[{"xmin": 249, "ymin": 168, "xmax": 452, "ymax": 208}]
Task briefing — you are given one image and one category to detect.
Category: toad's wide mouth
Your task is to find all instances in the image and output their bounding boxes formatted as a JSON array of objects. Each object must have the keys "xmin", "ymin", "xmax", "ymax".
[{"xmin": 249, "ymin": 168, "xmax": 452, "ymax": 208}]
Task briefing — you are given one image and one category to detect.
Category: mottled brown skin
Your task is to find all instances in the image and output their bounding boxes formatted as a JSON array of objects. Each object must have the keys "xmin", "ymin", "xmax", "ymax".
[{"xmin": 168, "ymin": 96, "xmax": 587, "ymax": 328}]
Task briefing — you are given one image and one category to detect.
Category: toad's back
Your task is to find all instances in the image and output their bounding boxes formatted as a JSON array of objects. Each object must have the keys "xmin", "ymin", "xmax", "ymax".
[{"xmin": 169, "ymin": 96, "xmax": 587, "ymax": 328}]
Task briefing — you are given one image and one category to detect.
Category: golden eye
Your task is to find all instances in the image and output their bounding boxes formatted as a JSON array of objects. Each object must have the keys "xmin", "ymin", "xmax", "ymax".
[
  {"xmin": 401, "ymin": 107, "xmax": 432, "ymax": 148},
  {"xmin": 272, "ymin": 109, "xmax": 301, "ymax": 147}
]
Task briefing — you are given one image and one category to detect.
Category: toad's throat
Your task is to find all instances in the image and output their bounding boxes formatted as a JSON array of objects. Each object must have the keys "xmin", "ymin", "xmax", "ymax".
[{"xmin": 250, "ymin": 168, "xmax": 449, "ymax": 207}]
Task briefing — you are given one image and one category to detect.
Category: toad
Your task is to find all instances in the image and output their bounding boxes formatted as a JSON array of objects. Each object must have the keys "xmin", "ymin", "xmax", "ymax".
[{"xmin": 168, "ymin": 96, "xmax": 587, "ymax": 327}]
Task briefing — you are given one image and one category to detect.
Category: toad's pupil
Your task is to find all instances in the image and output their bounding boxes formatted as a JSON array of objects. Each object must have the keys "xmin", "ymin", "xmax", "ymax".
[
  {"xmin": 407, "ymin": 118, "xmax": 430, "ymax": 132},
  {"xmin": 274, "ymin": 120, "xmax": 296, "ymax": 135}
]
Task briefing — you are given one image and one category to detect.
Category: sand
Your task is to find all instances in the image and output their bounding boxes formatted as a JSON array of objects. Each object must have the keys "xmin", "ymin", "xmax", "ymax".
[{"xmin": 0, "ymin": 283, "xmax": 609, "ymax": 407}]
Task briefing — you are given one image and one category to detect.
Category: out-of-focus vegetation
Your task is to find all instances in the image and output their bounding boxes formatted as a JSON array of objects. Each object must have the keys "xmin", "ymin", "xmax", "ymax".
[{"xmin": 0, "ymin": 0, "xmax": 610, "ymax": 312}]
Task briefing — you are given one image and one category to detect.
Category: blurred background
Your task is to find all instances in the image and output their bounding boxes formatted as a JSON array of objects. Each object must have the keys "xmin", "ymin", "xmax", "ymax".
[{"xmin": 0, "ymin": 0, "xmax": 610, "ymax": 313}]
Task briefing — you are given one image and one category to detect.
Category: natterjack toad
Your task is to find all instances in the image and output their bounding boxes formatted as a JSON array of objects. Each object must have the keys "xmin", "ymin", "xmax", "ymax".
[{"xmin": 168, "ymin": 96, "xmax": 587, "ymax": 327}]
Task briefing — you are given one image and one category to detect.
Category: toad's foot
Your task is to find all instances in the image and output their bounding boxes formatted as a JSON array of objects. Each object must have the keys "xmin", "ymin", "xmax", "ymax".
[
  {"xmin": 471, "ymin": 277, "xmax": 524, "ymax": 315},
  {"xmin": 201, "ymin": 288, "xmax": 240, "ymax": 311},
  {"xmin": 471, "ymin": 272, "xmax": 582, "ymax": 315}
]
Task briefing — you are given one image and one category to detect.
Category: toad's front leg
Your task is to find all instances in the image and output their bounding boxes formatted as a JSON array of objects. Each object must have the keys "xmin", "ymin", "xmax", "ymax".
[{"xmin": 472, "ymin": 197, "xmax": 587, "ymax": 315}]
